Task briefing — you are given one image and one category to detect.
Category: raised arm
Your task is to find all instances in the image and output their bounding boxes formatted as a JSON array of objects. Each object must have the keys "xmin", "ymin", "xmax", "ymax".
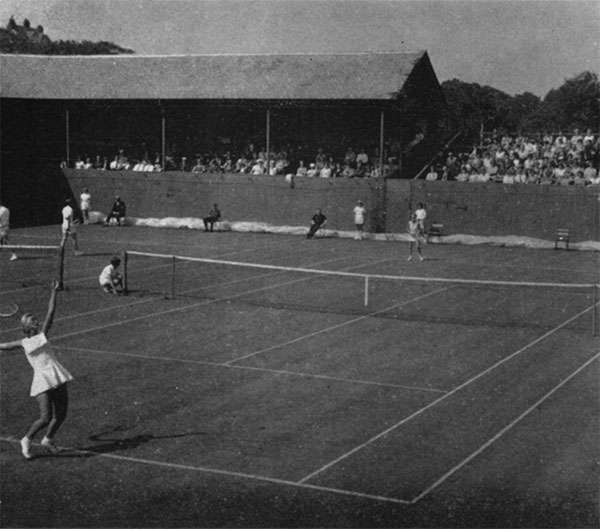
[
  {"xmin": 0, "ymin": 339, "xmax": 23, "ymax": 351},
  {"xmin": 42, "ymin": 280, "xmax": 60, "ymax": 335}
]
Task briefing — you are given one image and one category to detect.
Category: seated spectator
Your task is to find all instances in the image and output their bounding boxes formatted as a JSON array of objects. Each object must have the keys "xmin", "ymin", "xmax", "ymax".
[
  {"xmin": 295, "ymin": 160, "xmax": 307, "ymax": 177},
  {"xmin": 235, "ymin": 155, "xmax": 249, "ymax": 173},
  {"xmin": 319, "ymin": 162, "xmax": 332, "ymax": 178},
  {"xmin": 143, "ymin": 160, "xmax": 155, "ymax": 172},
  {"xmin": 221, "ymin": 154, "xmax": 233, "ymax": 173},
  {"xmin": 250, "ymin": 159, "xmax": 265, "ymax": 175},
  {"xmin": 502, "ymin": 171, "xmax": 515, "ymax": 184},
  {"xmin": 344, "ymin": 147, "xmax": 356, "ymax": 165},
  {"xmin": 425, "ymin": 166, "xmax": 438, "ymax": 181},
  {"xmin": 104, "ymin": 196, "xmax": 126, "ymax": 227},
  {"xmin": 192, "ymin": 157, "xmax": 206, "ymax": 173},
  {"xmin": 356, "ymin": 148, "xmax": 369, "ymax": 166},
  {"xmin": 456, "ymin": 166, "xmax": 470, "ymax": 182},
  {"xmin": 83, "ymin": 157, "xmax": 93, "ymax": 170},
  {"xmin": 268, "ymin": 160, "xmax": 277, "ymax": 176},
  {"xmin": 74, "ymin": 156, "xmax": 85, "ymax": 170},
  {"xmin": 354, "ymin": 161, "xmax": 367, "ymax": 178},
  {"xmin": 525, "ymin": 169, "xmax": 540, "ymax": 185},
  {"xmin": 514, "ymin": 168, "xmax": 527, "ymax": 184},
  {"xmin": 573, "ymin": 170, "xmax": 586, "ymax": 186},
  {"xmin": 341, "ymin": 163, "xmax": 355, "ymax": 178},
  {"xmin": 94, "ymin": 155, "xmax": 107, "ymax": 170},
  {"xmin": 306, "ymin": 163, "xmax": 318, "ymax": 178},
  {"xmin": 132, "ymin": 159, "xmax": 144, "ymax": 171},
  {"xmin": 203, "ymin": 204, "xmax": 221, "ymax": 232},
  {"xmin": 583, "ymin": 161, "xmax": 598, "ymax": 184}
]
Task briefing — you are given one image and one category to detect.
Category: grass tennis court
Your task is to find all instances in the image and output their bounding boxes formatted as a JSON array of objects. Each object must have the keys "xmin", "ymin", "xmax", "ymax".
[{"xmin": 1, "ymin": 224, "xmax": 599, "ymax": 528}]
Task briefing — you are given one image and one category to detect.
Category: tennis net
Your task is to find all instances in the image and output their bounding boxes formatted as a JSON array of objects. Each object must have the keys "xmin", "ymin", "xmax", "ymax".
[
  {"xmin": 123, "ymin": 250, "xmax": 599, "ymax": 334},
  {"xmin": 0, "ymin": 244, "xmax": 65, "ymax": 289}
]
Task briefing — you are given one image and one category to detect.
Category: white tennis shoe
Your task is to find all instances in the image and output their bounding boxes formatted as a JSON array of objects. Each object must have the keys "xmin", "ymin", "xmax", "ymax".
[{"xmin": 20, "ymin": 437, "xmax": 33, "ymax": 459}]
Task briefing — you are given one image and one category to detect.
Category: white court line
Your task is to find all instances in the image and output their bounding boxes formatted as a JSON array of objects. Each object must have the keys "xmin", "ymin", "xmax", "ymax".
[
  {"xmin": 49, "ymin": 257, "xmax": 395, "ymax": 342},
  {"xmin": 297, "ymin": 302, "xmax": 597, "ymax": 485},
  {"xmin": 0, "ymin": 436, "xmax": 410, "ymax": 505},
  {"xmin": 0, "ymin": 238, "xmax": 322, "ymax": 296},
  {"xmin": 59, "ymin": 345, "xmax": 446, "ymax": 393},
  {"xmin": 409, "ymin": 350, "xmax": 600, "ymax": 504},
  {"xmin": 1, "ymin": 254, "xmax": 353, "ymax": 333},
  {"xmin": 225, "ymin": 285, "xmax": 455, "ymax": 365}
]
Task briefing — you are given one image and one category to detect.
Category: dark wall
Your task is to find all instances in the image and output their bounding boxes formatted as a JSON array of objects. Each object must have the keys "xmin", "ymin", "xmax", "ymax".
[
  {"xmin": 62, "ymin": 169, "xmax": 599, "ymax": 242},
  {"xmin": 62, "ymin": 170, "xmax": 387, "ymax": 233}
]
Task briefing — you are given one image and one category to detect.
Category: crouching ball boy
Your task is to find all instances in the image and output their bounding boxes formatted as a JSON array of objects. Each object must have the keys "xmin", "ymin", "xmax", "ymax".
[{"xmin": 99, "ymin": 257, "xmax": 124, "ymax": 294}]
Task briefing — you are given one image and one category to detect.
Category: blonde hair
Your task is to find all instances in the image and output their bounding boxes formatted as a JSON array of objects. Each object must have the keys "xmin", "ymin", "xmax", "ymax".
[{"xmin": 20, "ymin": 313, "xmax": 37, "ymax": 334}]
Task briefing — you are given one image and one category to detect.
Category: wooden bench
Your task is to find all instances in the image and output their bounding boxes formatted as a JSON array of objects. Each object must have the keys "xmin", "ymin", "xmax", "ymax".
[{"xmin": 555, "ymin": 228, "xmax": 570, "ymax": 250}]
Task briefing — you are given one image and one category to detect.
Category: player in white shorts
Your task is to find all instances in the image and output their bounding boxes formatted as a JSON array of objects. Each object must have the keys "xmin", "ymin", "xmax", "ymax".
[
  {"xmin": 0, "ymin": 201, "xmax": 18, "ymax": 261},
  {"xmin": 61, "ymin": 198, "xmax": 82, "ymax": 255}
]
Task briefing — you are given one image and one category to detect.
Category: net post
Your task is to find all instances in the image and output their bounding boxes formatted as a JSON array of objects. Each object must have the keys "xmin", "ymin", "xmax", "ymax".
[
  {"xmin": 57, "ymin": 244, "xmax": 65, "ymax": 290},
  {"xmin": 593, "ymin": 284, "xmax": 598, "ymax": 337},
  {"xmin": 364, "ymin": 276, "xmax": 369, "ymax": 306},
  {"xmin": 171, "ymin": 255, "xmax": 176, "ymax": 300},
  {"xmin": 123, "ymin": 251, "xmax": 129, "ymax": 295}
]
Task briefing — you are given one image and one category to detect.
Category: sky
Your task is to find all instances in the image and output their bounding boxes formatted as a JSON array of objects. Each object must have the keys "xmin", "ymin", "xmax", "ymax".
[{"xmin": 1, "ymin": 0, "xmax": 598, "ymax": 97}]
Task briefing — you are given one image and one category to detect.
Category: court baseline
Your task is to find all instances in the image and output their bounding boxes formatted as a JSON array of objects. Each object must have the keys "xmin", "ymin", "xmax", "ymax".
[
  {"xmin": 1, "ymin": 341, "xmax": 595, "ymax": 505},
  {"xmin": 297, "ymin": 303, "xmax": 597, "ymax": 492}
]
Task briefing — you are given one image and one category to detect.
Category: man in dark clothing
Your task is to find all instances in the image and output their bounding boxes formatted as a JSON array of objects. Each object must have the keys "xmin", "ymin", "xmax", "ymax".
[
  {"xmin": 104, "ymin": 196, "xmax": 126, "ymax": 226},
  {"xmin": 306, "ymin": 208, "xmax": 327, "ymax": 239},
  {"xmin": 203, "ymin": 204, "xmax": 221, "ymax": 232}
]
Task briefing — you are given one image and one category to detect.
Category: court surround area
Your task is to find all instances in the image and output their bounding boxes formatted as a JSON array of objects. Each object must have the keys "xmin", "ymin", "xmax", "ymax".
[{"xmin": 1, "ymin": 224, "xmax": 598, "ymax": 528}]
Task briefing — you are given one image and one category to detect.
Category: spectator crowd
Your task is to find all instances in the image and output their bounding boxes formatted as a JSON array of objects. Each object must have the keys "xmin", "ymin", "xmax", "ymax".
[
  {"xmin": 66, "ymin": 129, "xmax": 599, "ymax": 186},
  {"xmin": 66, "ymin": 142, "xmax": 402, "ymax": 179},
  {"xmin": 425, "ymin": 129, "xmax": 599, "ymax": 185}
]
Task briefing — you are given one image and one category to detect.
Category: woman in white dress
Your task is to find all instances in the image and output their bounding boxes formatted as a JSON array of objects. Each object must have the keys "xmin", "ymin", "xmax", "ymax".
[{"xmin": 0, "ymin": 280, "xmax": 73, "ymax": 459}]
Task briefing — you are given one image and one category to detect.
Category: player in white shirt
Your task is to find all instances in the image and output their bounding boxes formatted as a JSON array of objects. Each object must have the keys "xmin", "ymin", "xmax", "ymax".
[
  {"xmin": 61, "ymin": 198, "xmax": 82, "ymax": 255},
  {"xmin": 80, "ymin": 188, "xmax": 91, "ymax": 224},
  {"xmin": 0, "ymin": 202, "xmax": 18, "ymax": 260},
  {"xmin": 415, "ymin": 202, "xmax": 427, "ymax": 232},
  {"xmin": 353, "ymin": 200, "xmax": 367, "ymax": 240}
]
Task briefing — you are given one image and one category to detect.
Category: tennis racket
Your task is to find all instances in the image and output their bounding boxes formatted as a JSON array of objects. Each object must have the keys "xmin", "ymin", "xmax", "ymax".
[{"xmin": 0, "ymin": 302, "xmax": 19, "ymax": 318}]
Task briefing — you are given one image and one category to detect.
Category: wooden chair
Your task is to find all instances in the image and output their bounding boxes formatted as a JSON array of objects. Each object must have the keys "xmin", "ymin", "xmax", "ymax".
[
  {"xmin": 428, "ymin": 223, "xmax": 444, "ymax": 243},
  {"xmin": 555, "ymin": 228, "xmax": 570, "ymax": 250}
]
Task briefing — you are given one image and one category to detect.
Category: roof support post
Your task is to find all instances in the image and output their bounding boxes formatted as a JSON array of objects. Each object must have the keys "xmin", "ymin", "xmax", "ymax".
[
  {"xmin": 161, "ymin": 102, "xmax": 166, "ymax": 172},
  {"xmin": 379, "ymin": 109, "xmax": 385, "ymax": 178},
  {"xmin": 65, "ymin": 108, "xmax": 70, "ymax": 167},
  {"xmin": 266, "ymin": 108, "xmax": 271, "ymax": 176}
]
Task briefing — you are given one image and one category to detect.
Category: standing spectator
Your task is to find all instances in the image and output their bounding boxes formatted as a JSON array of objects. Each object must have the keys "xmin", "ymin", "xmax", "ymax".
[
  {"xmin": 61, "ymin": 198, "xmax": 82, "ymax": 255},
  {"xmin": 203, "ymin": 204, "xmax": 221, "ymax": 232},
  {"xmin": 0, "ymin": 279, "xmax": 74, "ymax": 459},
  {"xmin": 306, "ymin": 208, "xmax": 327, "ymax": 239},
  {"xmin": 80, "ymin": 188, "xmax": 91, "ymax": 224},
  {"xmin": 353, "ymin": 200, "xmax": 367, "ymax": 240},
  {"xmin": 425, "ymin": 166, "xmax": 438, "ymax": 181},
  {"xmin": 104, "ymin": 196, "xmax": 126, "ymax": 227},
  {"xmin": 415, "ymin": 202, "xmax": 427, "ymax": 232},
  {"xmin": 0, "ymin": 201, "xmax": 17, "ymax": 261}
]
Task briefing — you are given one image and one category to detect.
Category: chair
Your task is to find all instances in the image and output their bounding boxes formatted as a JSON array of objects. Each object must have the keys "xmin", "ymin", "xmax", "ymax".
[
  {"xmin": 428, "ymin": 223, "xmax": 444, "ymax": 243},
  {"xmin": 555, "ymin": 228, "xmax": 570, "ymax": 250}
]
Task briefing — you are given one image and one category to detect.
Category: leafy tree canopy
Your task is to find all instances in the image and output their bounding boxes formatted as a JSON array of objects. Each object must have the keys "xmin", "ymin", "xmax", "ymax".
[
  {"xmin": 0, "ymin": 16, "xmax": 134, "ymax": 54},
  {"xmin": 442, "ymin": 71, "xmax": 598, "ymax": 141}
]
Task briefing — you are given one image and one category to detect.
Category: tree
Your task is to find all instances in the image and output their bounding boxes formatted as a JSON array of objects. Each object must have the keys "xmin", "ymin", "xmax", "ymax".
[{"xmin": 523, "ymin": 71, "xmax": 599, "ymax": 132}]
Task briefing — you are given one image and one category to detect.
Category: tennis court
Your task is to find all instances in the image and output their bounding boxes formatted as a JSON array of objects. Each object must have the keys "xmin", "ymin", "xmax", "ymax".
[{"xmin": 1, "ymin": 224, "xmax": 599, "ymax": 528}]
